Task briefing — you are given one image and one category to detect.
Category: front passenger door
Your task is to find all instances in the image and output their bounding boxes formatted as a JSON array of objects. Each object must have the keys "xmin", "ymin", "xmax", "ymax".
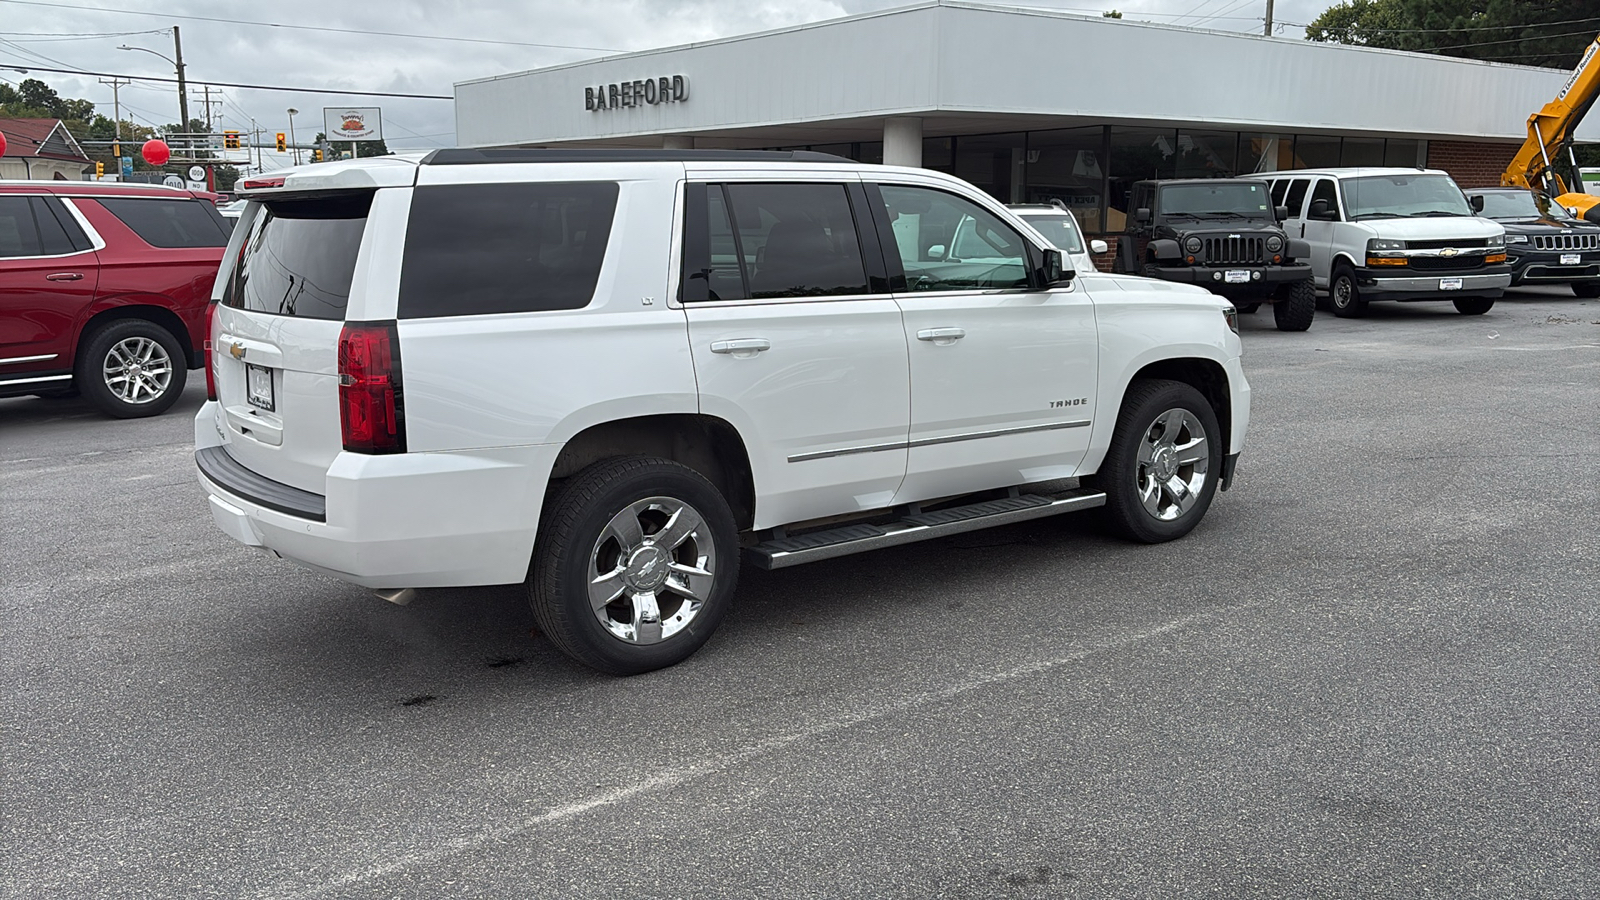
[
  {"xmin": 1302, "ymin": 178, "xmax": 1342, "ymax": 286},
  {"xmin": 871, "ymin": 182, "xmax": 1099, "ymax": 503}
]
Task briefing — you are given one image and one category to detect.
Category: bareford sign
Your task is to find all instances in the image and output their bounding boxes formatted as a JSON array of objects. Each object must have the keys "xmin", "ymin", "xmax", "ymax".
[{"xmin": 586, "ymin": 75, "xmax": 688, "ymax": 111}]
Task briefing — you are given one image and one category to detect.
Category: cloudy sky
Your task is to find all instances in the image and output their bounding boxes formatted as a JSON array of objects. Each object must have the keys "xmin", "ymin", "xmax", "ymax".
[{"xmin": 1, "ymin": 0, "xmax": 1334, "ymax": 168}]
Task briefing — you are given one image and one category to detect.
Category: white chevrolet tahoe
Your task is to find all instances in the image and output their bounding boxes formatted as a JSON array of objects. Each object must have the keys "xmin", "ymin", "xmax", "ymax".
[
  {"xmin": 1260, "ymin": 167, "xmax": 1511, "ymax": 317},
  {"xmin": 196, "ymin": 149, "xmax": 1251, "ymax": 675}
]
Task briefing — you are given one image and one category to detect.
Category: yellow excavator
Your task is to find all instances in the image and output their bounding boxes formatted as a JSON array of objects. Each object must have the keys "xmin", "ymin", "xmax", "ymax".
[{"xmin": 1503, "ymin": 33, "xmax": 1600, "ymax": 223}]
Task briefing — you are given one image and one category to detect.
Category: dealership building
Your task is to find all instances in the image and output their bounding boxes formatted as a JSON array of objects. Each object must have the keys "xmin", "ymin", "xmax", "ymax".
[{"xmin": 454, "ymin": 0, "xmax": 1599, "ymax": 241}]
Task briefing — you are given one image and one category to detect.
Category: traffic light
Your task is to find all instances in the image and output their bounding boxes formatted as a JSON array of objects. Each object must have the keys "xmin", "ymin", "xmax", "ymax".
[
  {"xmin": 312, "ymin": 148, "xmax": 323, "ymax": 162},
  {"xmin": 224, "ymin": 130, "xmax": 240, "ymax": 150},
  {"xmin": 275, "ymin": 132, "xmax": 287, "ymax": 153},
  {"xmin": 95, "ymin": 161, "xmax": 104, "ymax": 177}
]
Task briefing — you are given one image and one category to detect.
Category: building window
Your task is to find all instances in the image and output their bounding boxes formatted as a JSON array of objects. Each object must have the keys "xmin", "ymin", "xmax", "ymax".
[
  {"xmin": 1341, "ymin": 137, "xmax": 1385, "ymax": 167},
  {"xmin": 922, "ymin": 137, "xmax": 954, "ymax": 173},
  {"xmin": 953, "ymin": 132, "xmax": 1027, "ymax": 203},
  {"xmin": 1108, "ymin": 127, "xmax": 1177, "ymax": 233},
  {"xmin": 1385, "ymin": 139, "xmax": 1422, "ymax": 167},
  {"xmin": 1024, "ymin": 127, "xmax": 1106, "ymax": 233},
  {"xmin": 1175, "ymin": 130, "xmax": 1238, "ymax": 179},
  {"xmin": 1293, "ymin": 135, "xmax": 1341, "ymax": 168},
  {"xmin": 1240, "ymin": 133, "xmax": 1294, "ymax": 173}
]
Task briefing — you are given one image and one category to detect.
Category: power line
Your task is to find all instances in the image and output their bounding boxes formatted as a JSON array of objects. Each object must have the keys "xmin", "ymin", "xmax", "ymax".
[
  {"xmin": 0, "ymin": 0, "xmax": 623, "ymax": 53},
  {"xmin": 0, "ymin": 63, "xmax": 452, "ymax": 99}
]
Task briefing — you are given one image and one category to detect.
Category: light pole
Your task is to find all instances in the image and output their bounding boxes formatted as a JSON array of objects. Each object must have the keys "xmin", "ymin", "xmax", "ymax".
[
  {"xmin": 118, "ymin": 30, "xmax": 189, "ymax": 153},
  {"xmin": 286, "ymin": 107, "xmax": 300, "ymax": 165}
]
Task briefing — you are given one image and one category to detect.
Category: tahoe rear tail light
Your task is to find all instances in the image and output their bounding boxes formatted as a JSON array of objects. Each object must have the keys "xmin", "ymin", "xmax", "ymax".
[
  {"xmin": 203, "ymin": 300, "xmax": 219, "ymax": 401},
  {"xmin": 337, "ymin": 321, "xmax": 406, "ymax": 454}
]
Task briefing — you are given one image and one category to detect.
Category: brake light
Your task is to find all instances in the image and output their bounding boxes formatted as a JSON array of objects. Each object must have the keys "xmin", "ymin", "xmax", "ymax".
[
  {"xmin": 338, "ymin": 321, "xmax": 405, "ymax": 454},
  {"xmin": 203, "ymin": 300, "xmax": 219, "ymax": 401},
  {"xmin": 239, "ymin": 176, "xmax": 286, "ymax": 190}
]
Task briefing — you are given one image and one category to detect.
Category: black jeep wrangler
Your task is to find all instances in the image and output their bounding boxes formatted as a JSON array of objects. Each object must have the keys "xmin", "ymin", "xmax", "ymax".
[{"xmin": 1115, "ymin": 178, "xmax": 1316, "ymax": 332}]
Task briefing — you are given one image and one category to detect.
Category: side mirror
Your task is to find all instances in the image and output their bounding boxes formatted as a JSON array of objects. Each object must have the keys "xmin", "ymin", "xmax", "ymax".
[
  {"xmin": 1308, "ymin": 199, "xmax": 1333, "ymax": 220},
  {"xmin": 1090, "ymin": 239, "xmax": 1109, "ymax": 254},
  {"xmin": 1469, "ymin": 195, "xmax": 1485, "ymax": 213},
  {"xmin": 927, "ymin": 244, "xmax": 946, "ymax": 260},
  {"xmin": 1041, "ymin": 248, "xmax": 1074, "ymax": 286},
  {"xmin": 1275, "ymin": 205, "xmax": 1290, "ymax": 221},
  {"xmin": 1135, "ymin": 207, "xmax": 1152, "ymax": 224}
]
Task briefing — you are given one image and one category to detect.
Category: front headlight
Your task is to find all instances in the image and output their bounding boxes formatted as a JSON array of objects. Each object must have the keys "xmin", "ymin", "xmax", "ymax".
[
  {"xmin": 1506, "ymin": 234, "xmax": 1528, "ymax": 244},
  {"xmin": 1487, "ymin": 234, "xmax": 1505, "ymax": 248},
  {"xmin": 1184, "ymin": 236, "xmax": 1203, "ymax": 254},
  {"xmin": 1265, "ymin": 235, "xmax": 1283, "ymax": 252},
  {"xmin": 1367, "ymin": 239, "xmax": 1405, "ymax": 252}
]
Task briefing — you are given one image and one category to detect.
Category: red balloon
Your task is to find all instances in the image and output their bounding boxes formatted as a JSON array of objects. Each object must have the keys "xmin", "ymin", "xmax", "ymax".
[
  {"xmin": 141, "ymin": 139, "xmax": 171, "ymax": 166},
  {"xmin": 0, "ymin": 130, "xmax": 7, "ymax": 157}
]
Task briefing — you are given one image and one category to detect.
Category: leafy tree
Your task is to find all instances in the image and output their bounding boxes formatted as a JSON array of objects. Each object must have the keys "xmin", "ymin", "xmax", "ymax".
[
  {"xmin": 1306, "ymin": 0, "xmax": 1599, "ymax": 69},
  {"xmin": 1102, "ymin": 9, "xmax": 1124, "ymax": 18}
]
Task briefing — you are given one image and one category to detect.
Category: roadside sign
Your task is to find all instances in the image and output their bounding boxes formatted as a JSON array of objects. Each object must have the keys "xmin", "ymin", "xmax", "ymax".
[
  {"xmin": 120, "ymin": 157, "xmax": 133, "ymax": 178},
  {"xmin": 187, "ymin": 165, "xmax": 205, "ymax": 181},
  {"xmin": 323, "ymin": 107, "xmax": 382, "ymax": 142},
  {"xmin": 162, "ymin": 174, "xmax": 184, "ymax": 189}
]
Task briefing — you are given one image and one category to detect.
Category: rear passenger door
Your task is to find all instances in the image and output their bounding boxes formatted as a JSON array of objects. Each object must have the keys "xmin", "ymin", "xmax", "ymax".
[
  {"xmin": 682, "ymin": 179, "xmax": 910, "ymax": 529},
  {"xmin": 0, "ymin": 196, "xmax": 99, "ymax": 384},
  {"xmin": 869, "ymin": 181, "xmax": 1098, "ymax": 503}
]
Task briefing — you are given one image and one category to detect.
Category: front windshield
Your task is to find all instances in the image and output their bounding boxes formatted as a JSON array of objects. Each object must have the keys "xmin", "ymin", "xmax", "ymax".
[
  {"xmin": 1474, "ymin": 190, "xmax": 1573, "ymax": 221},
  {"xmin": 1018, "ymin": 213, "xmax": 1084, "ymax": 253},
  {"xmin": 1158, "ymin": 182, "xmax": 1272, "ymax": 218},
  {"xmin": 1346, "ymin": 174, "xmax": 1472, "ymax": 219}
]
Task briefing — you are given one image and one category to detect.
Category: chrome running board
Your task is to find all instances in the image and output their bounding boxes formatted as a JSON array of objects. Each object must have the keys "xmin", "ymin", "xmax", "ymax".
[{"xmin": 745, "ymin": 489, "xmax": 1107, "ymax": 570}]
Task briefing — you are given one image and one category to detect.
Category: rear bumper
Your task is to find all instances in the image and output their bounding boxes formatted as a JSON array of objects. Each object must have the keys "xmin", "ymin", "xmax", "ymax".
[{"xmin": 194, "ymin": 401, "xmax": 554, "ymax": 589}]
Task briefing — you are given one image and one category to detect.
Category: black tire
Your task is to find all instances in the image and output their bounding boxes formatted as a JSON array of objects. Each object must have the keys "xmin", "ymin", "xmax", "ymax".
[
  {"xmin": 75, "ymin": 319, "xmax": 188, "ymax": 418},
  {"xmin": 1453, "ymin": 297, "xmax": 1495, "ymax": 315},
  {"xmin": 1329, "ymin": 264, "xmax": 1366, "ymax": 318},
  {"xmin": 530, "ymin": 456, "xmax": 740, "ymax": 675},
  {"xmin": 1235, "ymin": 303, "xmax": 1261, "ymax": 314},
  {"xmin": 1085, "ymin": 379, "xmax": 1223, "ymax": 544},
  {"xmin": 1272, "ymin": 280, "xmax": 1316, "ymax": 332},
  {"xmin": 1571, "ymin": 282, "xmax": 1600, "ymax": 299}
]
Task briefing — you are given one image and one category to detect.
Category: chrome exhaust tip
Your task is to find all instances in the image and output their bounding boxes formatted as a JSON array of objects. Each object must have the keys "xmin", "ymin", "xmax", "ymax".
[{"xmin": 374, "ymin": 588, "xmax": 416, "ymax": 606}]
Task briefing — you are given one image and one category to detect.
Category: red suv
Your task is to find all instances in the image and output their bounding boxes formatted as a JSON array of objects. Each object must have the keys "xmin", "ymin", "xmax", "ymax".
[{"xmin": 0, "ymin": 181, "xmax": 231, "ymax": 417}]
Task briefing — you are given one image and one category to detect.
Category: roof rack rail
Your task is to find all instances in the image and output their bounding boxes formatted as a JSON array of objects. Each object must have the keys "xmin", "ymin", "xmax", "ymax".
[{"xmin": 420, "ymin": 148, "xmax": 853, "ymax": 166}]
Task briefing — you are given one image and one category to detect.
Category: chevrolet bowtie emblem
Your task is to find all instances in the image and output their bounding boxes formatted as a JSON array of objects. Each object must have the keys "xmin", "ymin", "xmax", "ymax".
[
  {"xmin": 1439, "ymin": 248, "xmax": 1459, "ymax": 257},
  {"xmin": 230, "ymin": 342, "xmax": 246, "ymax": 360}
]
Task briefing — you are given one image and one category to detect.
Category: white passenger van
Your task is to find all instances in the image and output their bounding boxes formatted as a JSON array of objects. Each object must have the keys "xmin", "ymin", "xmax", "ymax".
[{"xmin": 1260, "ymin": 168, "xmax": 1510, "ymax": 316}]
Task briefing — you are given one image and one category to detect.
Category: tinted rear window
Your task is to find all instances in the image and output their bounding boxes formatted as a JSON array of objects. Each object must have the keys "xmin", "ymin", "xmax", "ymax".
[
  {"xmin": 223, "ymin": 193, "xmax": 371, "ymax": 320},
  {"xmin": 97, "ymin": 196, "xmax": 231, "ymax": 248},
  {"xmin": 398, "ymin": 182, "xmax": 618, "ymax": 318}
]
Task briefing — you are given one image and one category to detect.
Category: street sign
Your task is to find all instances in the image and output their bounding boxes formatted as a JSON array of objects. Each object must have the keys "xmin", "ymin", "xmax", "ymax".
[
  {"xmin": 323, "ymin": 107, "xmax": 383, "ymax": 142},
  {"xmin": 187, "ymin": 165, "xmax": 205, "ymax": 181},
  {"xmin": 120, "ymin": 157, "xmax": 133, "ymax": 178},
  {"xmin": 162, "ymin": 174, "xmax": 184, "ymax": 189}
]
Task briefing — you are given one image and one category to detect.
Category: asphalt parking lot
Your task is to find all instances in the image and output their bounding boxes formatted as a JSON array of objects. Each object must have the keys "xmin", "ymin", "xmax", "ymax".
[{"xmin": 3, "ymin": 287, "xmax": 1597, "ymax": 899}]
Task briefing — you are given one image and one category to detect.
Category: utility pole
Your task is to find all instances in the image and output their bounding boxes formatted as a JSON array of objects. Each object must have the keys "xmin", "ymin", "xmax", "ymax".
[
  {"xmin": 97, "ymin": 76, "xmax": 130, "ymax": 159},
  {"xmin": 172, "ymin": 25, "xmax": 190, "ymax": 157},
  {"xmin": 251, "ymin": 117, "xmax": 261, "ymax": 173},
  {"xmin": 1264, "ymin": 0, "xmax": 1275, "ymax": 36},
  {"xmin": 202, "ymin": 85, "xmax": 213, "ymax": 132}
]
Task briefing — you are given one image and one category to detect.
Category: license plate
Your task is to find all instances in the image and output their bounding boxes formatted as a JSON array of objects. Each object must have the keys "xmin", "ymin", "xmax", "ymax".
[
  {"xmin": 1561, "ymin": 253, "xmax": 1582, "ymax": 265},
  {"xmin": 1224, "ymin": 269, "xmax": 1250, "ymax": 284},
  {"xmin": 246, "ymin": 363, "xmax": 275, "ymax": 412},
  {"xmin": 1439, "ymin": 277, "xmax": 1464, "ymax": 291}
]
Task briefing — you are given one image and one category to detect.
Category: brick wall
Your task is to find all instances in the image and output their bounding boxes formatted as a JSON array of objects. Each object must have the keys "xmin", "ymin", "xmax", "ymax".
[{"xmin": 1426, "ymin": 140, "xmax": 1520, "ymax": 188}]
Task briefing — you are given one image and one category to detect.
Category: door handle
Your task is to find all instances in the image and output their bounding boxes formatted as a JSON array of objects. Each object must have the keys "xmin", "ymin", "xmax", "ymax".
[
  {"xmin": 710, "ymin": 338, "xmax": 770, "ymax": 356},
  {"xmin": 916, "ymin": 327, "xmax": 966, "ymax": 343},
  {"xmin": 46, "ymin": 273, "xmax": 84, "ymax": 282}
]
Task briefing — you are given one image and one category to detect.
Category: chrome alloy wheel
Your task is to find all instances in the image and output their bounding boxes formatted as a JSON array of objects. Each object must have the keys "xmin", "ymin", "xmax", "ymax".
[
  {"xmin": 1136, "ymin": 408, "xmax": 1210, "ymax": 522},
  {"xmin": 102, "ymin": 336, "xmax": 174, "ymax": 404},
  {"xmin": 588, "ymin": 496, "xmax": 718, "ymax": 645}
]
